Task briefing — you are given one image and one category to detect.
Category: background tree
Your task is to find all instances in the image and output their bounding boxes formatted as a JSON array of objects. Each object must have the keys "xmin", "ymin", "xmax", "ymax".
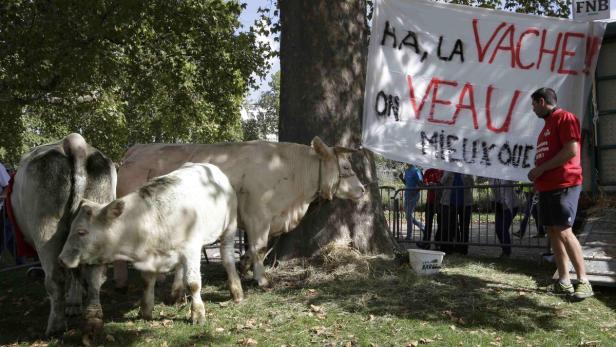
[
  {"xmin": 274, "ymin": 0, "xmax": 398, "ymax": 259},
  {"xmin": 242, "ymin": 71, "xmax": 280, "ymax": 141},
  {"xmin": 273, "ymin": 0, "xmax": 569, "ymax": 259},
  {"xmin": 0, "ymin": 0, "xmax": 273, "ymax": 163}
]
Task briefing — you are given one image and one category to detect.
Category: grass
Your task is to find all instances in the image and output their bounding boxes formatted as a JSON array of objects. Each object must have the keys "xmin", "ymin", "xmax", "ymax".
[{"xmin": 0, "ymin": 250, "xmax": 615, "ymax": 347}]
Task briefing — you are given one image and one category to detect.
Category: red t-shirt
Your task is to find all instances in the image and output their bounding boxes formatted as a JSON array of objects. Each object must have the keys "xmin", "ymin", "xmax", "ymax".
[
  {"xmin": 534, "ymin": 108, "xmax": 582, "ymax": 192},
  {"xmin": 423, "ymin": 168, "xmax": 443, "ymax": 203}
]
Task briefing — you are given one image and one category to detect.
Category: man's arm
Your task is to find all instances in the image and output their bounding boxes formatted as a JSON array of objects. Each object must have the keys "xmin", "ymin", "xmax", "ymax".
[{"xmin": 528, "ymin": 140, "xmax": 577, "ymax": 182}]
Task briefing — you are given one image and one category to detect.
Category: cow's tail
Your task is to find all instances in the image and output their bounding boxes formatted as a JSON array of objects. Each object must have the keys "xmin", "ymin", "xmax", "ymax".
[{"xmin": 63, "ymin": 133, "xmax": 88, "ymax": 215}]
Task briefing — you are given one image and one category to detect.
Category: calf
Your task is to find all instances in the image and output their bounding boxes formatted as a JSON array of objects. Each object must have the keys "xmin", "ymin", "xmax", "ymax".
[{"xmin": 59, "ymin": 163, "xmax": 242, "ymax": 324}]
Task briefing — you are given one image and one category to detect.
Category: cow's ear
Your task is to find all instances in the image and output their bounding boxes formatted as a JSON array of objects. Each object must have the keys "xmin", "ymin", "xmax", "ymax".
[
  {"xmin": 311, "ymin": 136, "xmax": 335, "ymax": 160},
  {"xmin": 105, "ymin": 200, "xmax": 125, "ymax": 220}
]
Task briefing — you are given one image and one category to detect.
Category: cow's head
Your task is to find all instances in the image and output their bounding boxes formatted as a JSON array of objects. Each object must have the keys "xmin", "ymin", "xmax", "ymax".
[
  {"xmin": 311, "ymin": 136, "xmax": 365, "ymax": 200},
  {"xmin": 58, "ymin": 198, "xmax": 125, "ymax": 268}
]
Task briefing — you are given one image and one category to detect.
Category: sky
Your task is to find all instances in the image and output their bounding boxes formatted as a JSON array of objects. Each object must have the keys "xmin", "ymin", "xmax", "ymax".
[{"xmin": 238, "ymin": 0, "xmax": 279, "ymax": 103}]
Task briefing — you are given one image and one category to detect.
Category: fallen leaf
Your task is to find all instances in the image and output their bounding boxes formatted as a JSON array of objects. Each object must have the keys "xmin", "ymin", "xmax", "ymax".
[
  {"xmin": 161, "ymin": 341, "xmax": 169, "ymax": 347},
  {"xmin": 219, "ymin": 301, "xmax": 229, "ymax": 307},
  {"xmin": 578, "ymin": 341, "xmax": 600, "ymax": 347},
  {"xmin": 105, "ymin": 335, "xmax": 115, "ymax": 342},
  {"xmin": 162, "ymin": 319, "xmax": 173, "ymax": 327},
  {"xmin": 449, "ymin": 325, "xmax": 456, "ymax": 330},
  {"xmin": 310, "ymin": 326, "xmax": 328, "ymax": 336},
  {"xmin": 419, "ymin": 338, "xmax": 434, "ymax": 344},
  {"xmin": 310, "ymin": 304, "xmax": 324, "ymax": 313},
  {"xmin": 405, "ymin": 341, "xmax": 419, "ymax": 347},
  {"xmin": 215, "ymin": 327, "xmax": 225, "ymax": 333},
  {"xmin": 239, "ymin": 337, "xmax": 258, "ymax": 345},
  {"xmin": 245, "ymin": 318, "xmax": 257, "ymax": 329}
]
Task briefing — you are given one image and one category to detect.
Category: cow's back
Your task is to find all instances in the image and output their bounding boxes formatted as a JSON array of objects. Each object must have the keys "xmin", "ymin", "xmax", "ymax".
[
  {"xmin": 125, "ymin": 163, "xmax": 237, "ymax": 248},
  {"xmin": 118, "ymin": 142, "xmax": 315, "ymax": 231},
  {"xmin": 11, "ymin": 136, "xmax": 116, "ymax": 247},
  {"xmin": 118, "ymin": 141, "xmax": 308, "ymax": 194}
]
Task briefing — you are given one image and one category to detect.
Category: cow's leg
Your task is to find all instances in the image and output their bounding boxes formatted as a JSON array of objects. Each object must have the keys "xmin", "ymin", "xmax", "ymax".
[
  {"xmin": 65, "ymin": 269, "xmax": 83, "ymax": 316},
  {"xmin": 42, "ymin": 259, "xmax": 67, "ymax": 335},
  {"xmin": 246, "ymin": 222, "xmax": 270, "ymax": 288},
  {"xmin": 221, "ymin": 225, "xmax": 243, "ymax": 302},
  {"xmin": 168, "ymin": 264, "xmax": 185, "ymax": 304},
  {"xmin": 140, "ymin": 271, "xmax": 157, "ymax": 320},
  {"xmin": 184, "ymin": 253, "xmax": 205, "ymax": 325},
  {"xmin": 113, "ymin": 260, "xmax": 128, "ymax": 291},
  {"xmin": 81, "ymin": 265, "xmax": 107, "ymax": 338}
]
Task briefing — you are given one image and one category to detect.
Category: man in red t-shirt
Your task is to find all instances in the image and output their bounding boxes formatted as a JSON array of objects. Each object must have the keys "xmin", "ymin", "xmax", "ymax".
[
  {"xmin": 416, "ymin": 168, "xmax": 443, "ymax": 249},
  {"xmin": 527, "ymin": 87, "xmax": 592, "ymax": 301}
]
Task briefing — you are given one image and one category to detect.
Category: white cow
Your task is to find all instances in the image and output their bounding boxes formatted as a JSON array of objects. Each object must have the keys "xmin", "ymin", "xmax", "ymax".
[
  {"xmin": 59, "ymin": 163, "xmax": 243, "ymax": 325},
  {"xmin": 114, "ymin": 136, "xmax": 365, "ymax": 290},
  {"xmin": 10, "ymin": 133, "xmax": 116, "ymax": 336}
]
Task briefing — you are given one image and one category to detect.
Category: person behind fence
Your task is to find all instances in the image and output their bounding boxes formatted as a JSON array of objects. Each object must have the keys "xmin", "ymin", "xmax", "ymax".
[
  {"xmin": 490, "ymin": 178, "xmax": 519, "ymax": 258},
  {"xmin": 416, "ymin": 167, "xmax": 443, "ymax": 249},
  {"xmin": 398, "ymin": 163, "xmax": 425, "ymax": 240},
  {"xmin": 437, "ymin": 171, "xmax": 474, "ymax": 254},
  {"xmin": 528, "ymin": 87, "xmax": 593, "ymax": 300},
  {"xmin": 513, "ymin": 187, "xmax": 545, "ymax": 239}
]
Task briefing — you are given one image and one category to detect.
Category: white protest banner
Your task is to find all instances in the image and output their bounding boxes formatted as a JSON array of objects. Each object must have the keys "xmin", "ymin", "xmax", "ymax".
[{"xmin": 362, "ymin": 0, "xmax": 606, "ymax": 181}]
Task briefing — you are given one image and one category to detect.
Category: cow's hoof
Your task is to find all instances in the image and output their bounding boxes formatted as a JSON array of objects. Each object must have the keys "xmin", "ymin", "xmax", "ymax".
[
  {"xmin": 45, "ymin": 319, "xmax": 67, "ymax": 337},
  {"xmin": 232, "ymin": 293, "xmax": 244, "ymax": 303},
  {"xmin": 141, "ymin": 310, "xmax": 153, "ymax": 321},
  {"xmin": 257, "ymin": 277, "xmax": 270, "ymax": 288},
  {"xmin": 82, "ymin": 317, "xmax": 104, "ymax": 344},
  {"xmin": 191, "ymin": 311, "xmax": 206, "ymax": 325}
]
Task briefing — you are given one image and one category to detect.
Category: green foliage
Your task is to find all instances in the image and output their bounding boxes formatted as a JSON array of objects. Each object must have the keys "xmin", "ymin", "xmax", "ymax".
[
  {"xmin": 0, "ymin": 0, "xmax": 274, "ymax": 164},
  {"xmin": 242, "ymin": 70, "xmax": 280, "ymax": 141}
]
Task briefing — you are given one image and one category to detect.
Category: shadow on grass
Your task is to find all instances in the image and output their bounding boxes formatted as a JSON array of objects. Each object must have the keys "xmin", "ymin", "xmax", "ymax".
[
  {"xmin": 0, "ymin": 263, "xmax": 232, "ymax": 346},
  {"xmin": 268, "ymin": 254, "xmax": 585, "ymax": 334}
]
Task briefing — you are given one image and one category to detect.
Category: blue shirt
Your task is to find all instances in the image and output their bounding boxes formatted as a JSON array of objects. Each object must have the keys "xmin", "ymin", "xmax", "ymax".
[
  {"xmin": 403, "ymin": 166, "xmax": 423, "ymax": 203},
  {"xmin": 451, "ymin": 173, "xmax": 465, "ymax": 206}
]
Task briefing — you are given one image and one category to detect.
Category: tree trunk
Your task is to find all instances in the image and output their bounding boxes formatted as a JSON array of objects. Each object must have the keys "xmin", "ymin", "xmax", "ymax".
[{"xmin": 275, "ymin": 0, "xmax": 399, "ymax": 259}]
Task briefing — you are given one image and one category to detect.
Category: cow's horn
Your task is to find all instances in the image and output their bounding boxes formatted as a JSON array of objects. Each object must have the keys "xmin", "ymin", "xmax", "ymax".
[{"xmin": 334, "ymin": 146, "xmax": 357, "ymax": 154}]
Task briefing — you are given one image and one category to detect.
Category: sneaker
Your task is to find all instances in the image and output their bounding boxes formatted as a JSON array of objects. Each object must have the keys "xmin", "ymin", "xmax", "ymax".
[
  {"xmin": 572, "ymin": 281, "xmax": 594, "ymax": 301},
  {"xmin": 546, "ymin": 281, "xmax": 574, "ymax": 295}
]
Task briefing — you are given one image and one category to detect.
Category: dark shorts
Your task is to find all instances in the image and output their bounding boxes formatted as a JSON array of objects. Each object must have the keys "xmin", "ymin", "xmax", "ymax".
[{"xmin": 538, "ymin": 185, "xmax": 581, "ymax": 227}]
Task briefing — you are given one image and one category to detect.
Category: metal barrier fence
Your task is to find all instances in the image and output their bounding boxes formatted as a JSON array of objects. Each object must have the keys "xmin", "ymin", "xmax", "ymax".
[{"xmin": 381, "ymin": 183, "xmax": 551, "ymax": 255}]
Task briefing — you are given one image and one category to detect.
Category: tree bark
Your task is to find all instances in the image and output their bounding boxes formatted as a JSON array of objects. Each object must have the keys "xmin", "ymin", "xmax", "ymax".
[{"xmin": 275, "ymin": 0, "xmax": 399, "ymax": 259}]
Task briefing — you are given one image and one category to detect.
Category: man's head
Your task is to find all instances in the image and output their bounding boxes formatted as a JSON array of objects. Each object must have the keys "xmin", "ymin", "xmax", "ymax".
[{"xmin": 530, "ymin": 88, "xmax": 557, "ymax": 118}]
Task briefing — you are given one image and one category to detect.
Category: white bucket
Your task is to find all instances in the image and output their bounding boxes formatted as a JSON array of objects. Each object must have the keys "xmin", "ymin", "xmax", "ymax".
[{"xmin": 408, "ymin": 249, "xmax": 445, "ymax": 275}]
